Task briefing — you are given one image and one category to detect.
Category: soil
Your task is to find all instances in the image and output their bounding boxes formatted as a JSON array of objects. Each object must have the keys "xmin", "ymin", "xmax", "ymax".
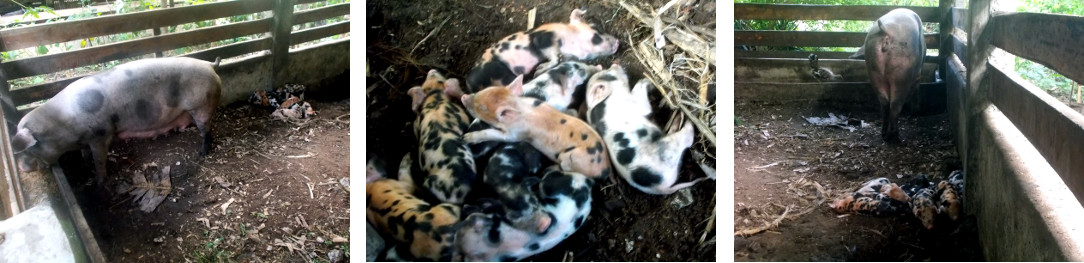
[
  {"xmin": 61, "ymin": 75, "xmax": 351, "ymax": 262},
  {"xmin": 366, "ymin": 0, "xmax": 716, "ymax": 261},
  {"xmin": 732, "ymin": 99, "xmax": 982, "ymax": 261}
]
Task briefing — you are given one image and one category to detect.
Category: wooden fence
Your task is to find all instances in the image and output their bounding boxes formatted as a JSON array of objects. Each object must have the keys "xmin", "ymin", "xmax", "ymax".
[{"xmin": 737, "ymin": 0, "xmax": 1084, "ymax": 260}]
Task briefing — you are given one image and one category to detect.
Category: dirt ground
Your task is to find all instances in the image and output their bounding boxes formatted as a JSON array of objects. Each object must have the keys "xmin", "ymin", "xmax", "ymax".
[
  {"xmin": 366, "ymin": 0, "xmax": 716, "ymax": 261},
  {"xmin": 59, "ymin": 75, "xmax": 351, "ymax": 262},
  {"xmin": 733, "ymin": 99, "xmax": 982, "ymax": 261}
]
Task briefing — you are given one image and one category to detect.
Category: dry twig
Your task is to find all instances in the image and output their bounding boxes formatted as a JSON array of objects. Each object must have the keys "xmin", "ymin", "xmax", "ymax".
[{"xmin": 410, "ymin": 16, "xmax": 451, "ymax": 55}]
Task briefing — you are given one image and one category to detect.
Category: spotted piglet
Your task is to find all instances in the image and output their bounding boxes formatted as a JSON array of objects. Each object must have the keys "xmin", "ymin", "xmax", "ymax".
[
  {"xmin": 460, "ymin": 75, "xmax": 611, "ymax": 180},
  {"xmin": 522, "ymin": 61, "xmax": 604, "ymax": 114},
  {"xmin": 455, "ymin": 166, "xmax": 594, "ymax": 261},
  {"xmin": 466, "ymin": 9, "xmax": 619, "ymax": 92},
  {"xmin": 584, "ymin": 64, "xmax": 705, "ymax": 195},
  {"xmin": 482, "ymin": 142, "xmax": 550, "ymax": 234},
  {"xmin": 408, "ymin": 70, "xmax": 476, "ymax": 204},
  {"xmin": 366, "ymin": 155, "xmax": 461, "ymax": 261}
]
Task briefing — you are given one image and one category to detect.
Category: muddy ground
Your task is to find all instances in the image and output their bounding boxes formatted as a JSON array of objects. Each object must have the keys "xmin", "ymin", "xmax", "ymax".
[
  {"xmin": 59, "ymin": 75, "xmax": 351, "ymax": 262},
  {"xmin": 733, "ymin": 99, "xmax": 982, "ymax": 261},
  {"xmin": 366, "ymin": 0, "xmax": 716, "ymax": 261}
]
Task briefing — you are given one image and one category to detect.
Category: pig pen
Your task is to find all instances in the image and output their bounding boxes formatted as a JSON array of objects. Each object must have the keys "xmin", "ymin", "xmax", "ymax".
[
  {"xmin": 735, "ymin": 4, "xmax": 985, "ymax": 260},
  {"xmin": 56, "ymin": 74, "xmax": 350, "ymax": 262},
  {"xmin": 366, "ymin": 0, "xmax": 716, "ymax": 261}
]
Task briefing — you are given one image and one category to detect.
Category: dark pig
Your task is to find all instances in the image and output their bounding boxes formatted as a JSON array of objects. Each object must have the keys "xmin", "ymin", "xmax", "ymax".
[
  {"xmin": 852, "ymin": 8, "xmax": 925, "ymax": 143},
  {"xmin": 483, "ymin": 142, "xmax": 549, "ymax": 234},
  {"xmin": 12, "ymin": 57, "xmax": 221, "ymax": 183},
  {"xmin": 465, "ymin": 9, "xmax": 619, "ymax": 92}
]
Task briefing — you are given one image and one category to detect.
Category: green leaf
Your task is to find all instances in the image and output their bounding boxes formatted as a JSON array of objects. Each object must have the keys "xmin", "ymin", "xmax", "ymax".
[{"xmin": 36, "ymin": 45, "xmax": 48, "ymax": 55}]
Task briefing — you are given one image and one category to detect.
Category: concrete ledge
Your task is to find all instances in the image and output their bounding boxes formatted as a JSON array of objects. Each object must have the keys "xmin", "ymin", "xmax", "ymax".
[
  {"xmin": 969, "ymin": 105, "xmax": 1084, "ymax": 261},
  {"xmin": 215, "ymin": 38, "xmax": 349, "ymax": 106}
]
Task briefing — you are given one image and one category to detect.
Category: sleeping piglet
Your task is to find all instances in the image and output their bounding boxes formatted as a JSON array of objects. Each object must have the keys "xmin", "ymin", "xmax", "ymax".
[{"xmin": 12, "ymin": 57, "xmax": 221, "ymax": 184}]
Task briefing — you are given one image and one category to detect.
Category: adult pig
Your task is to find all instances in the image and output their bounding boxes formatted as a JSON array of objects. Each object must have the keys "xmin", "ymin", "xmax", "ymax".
[
  {"xmin": 465, "ymin": 9, "xmax": 619, "ymax": 92},
  {"xmin": 852, "ymin": 8, "xmax": 925, "ymax": 144},
  {"xmin": 12, "ymin": 57, "xmax": 221, "ymax": 183}
]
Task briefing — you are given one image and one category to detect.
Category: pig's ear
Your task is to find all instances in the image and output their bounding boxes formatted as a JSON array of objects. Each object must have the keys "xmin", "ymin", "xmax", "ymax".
[
  {"xmin": 408, "ymin": 86, "xmax": 425, "ymax": 112},
  {"xmin": 561, "ymin": 73, "xmax": 584, "ymax": 96},
  {"xmin": 12, "ymin": 127, "xmax": 37, "ymax": 153},
  {"xmin": 507, "ymin": 75, "xmax": 525, "ymax": 96},
  {"xmin": 444, "ymin": 78, "xmax": 464, "ymax": 100},
  {"xmin": 496, "ymin": 106, "xmax": 520, "ymax": 124},
  {"xmin": 569, "ymin": 9, "xmax": 586, "ymax": 25}
]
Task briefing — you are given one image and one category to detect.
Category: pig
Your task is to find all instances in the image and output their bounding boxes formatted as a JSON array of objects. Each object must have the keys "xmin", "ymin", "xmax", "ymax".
[
  {"xmin": 460, "ymin": 75, "xmax": 611, "ymax": 180},
  {"xmin": 454, "ymin": 166, "xmax": 594, "ymax": 262},
  {"xmin": 366, "ymin": 155, "xmax": 387, "ymax": 183},
  {"xmin": 851, "ymin": 8, "xmax": 925, "ymax": 144},
  {"xmin": 830, "ymin": 177, "xmax": 910, "ymax": 216},
  {"xmin": 584, "ymin": 64, "xmax": 704, "ymax": 195},
  {"xmin": 910, "ymin": 187, "xmax": 938, "ymax": 229},
  {"xmin": 948, "ymin": 169, "xmax": 964, "ymax": 197},
  {"xmin": 482, "ymin": 142, "xmax": 550, "ymax": 234},
  {"xmin": 521, "ymin": 61, "xmax": 603, "ymax": 113},
  {"xmin": 11, "ymin": 57, "xmax": 221, "ymax": 184},
  {"xmin": 465, "ymin": 9, "xmax": 619, "ymax": 93},
  {"xmin": 936, "ymin": 180, "xmax": 962, "ymax": 221},
  {"xmin": 367, "ymin": 154, "xmax": 461, "ymax": 261},
  {"xmin": 407, "ymin": 69, "xmax": 477, "ymax": 204}
]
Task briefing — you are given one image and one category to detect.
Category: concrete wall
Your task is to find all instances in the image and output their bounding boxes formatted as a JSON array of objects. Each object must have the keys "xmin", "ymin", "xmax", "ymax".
[
  {"xmin": 968, "ymin": 105, "xmax": 1084, "ymax": 261},
  {"xmin": 214, "ymin": 38, "xmax": 349, "ymax": 105}
]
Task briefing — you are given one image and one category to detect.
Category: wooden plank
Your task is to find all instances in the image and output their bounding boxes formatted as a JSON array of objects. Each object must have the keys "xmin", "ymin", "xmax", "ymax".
[
  {"xmin": 734, "ymin": 4, "xmax": 941, "ymax": 22},
  {"xmin": 293, "ymin": 2, "xmax": 348, "ymax": 25},
  {"xmin": 294, "ymin": 0, "xmax": 327, "ymax": 5},
  {"xmin": 736, "ymin": 81, "xmax": 877, "ymax": 105},
  {"xmin": 946, "ymin": 53, "xmax": 967, "ymax": 156},
  {"xmin": 0, "ymin": 0, "xmax": 271, "ymax": 52},
  {"xmin": 952, "ymin": 7, "xmax": 969, "ymax": 32},
  {"xmin": 734, "ymin": 50, "xmax": 938, "ymax": 63},
  {"xmin": 988, "ymin": 12, "xmax": 1084, "ymax": 86},
  {"xmin": 735, "ymin": 57, "xmax": 939, "ymax": 83},
  {"xmin": 271, "ymin": 0, "xmax": 295, "ymax": 89},
  {"xmin": 290, "ymin": 20, "xmax": 348, "ymax": 45},
  {"xmin": 0, "ymin": 106, "xmax": 23, "ymax": 219},
  {"xmin": 952, "ymin": 34, "xmax": 968, "ymax": 66},
  {"xmin": 0, "ymin": 18, "xmax": 271, "ymax": 80},
  {"xmin": 735, "ymin": 30, "xmax": 940, "ymax": 48},
  {"xmin": 50, "ymin": 166, "xmax": 106, "ymax": 262},
  {"xmin": 10, "ymin": 76, "xmax": 80, "ymax": 106},
  {"xmin": 182, "ymin": 36, "xmax": 271, "ymax": 62},
  {"xmin": 987, "ymin": 61, "xmax": 1084, "ymax": 205}
]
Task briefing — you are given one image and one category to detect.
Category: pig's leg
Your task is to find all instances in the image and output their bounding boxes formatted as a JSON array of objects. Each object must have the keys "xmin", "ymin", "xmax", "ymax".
[
  {"xmin": 463, "ymin": 129, "xmax": 517, "ymax": 144},
  {"xmin": 87, "ymin": 137, "xmax": 112, "ymax": 185},
  {"xmin": 188, "ymin": 107, "xmax": 215, "ymax": 156},
  {"xmin": 655, "ymin": 177, "xmax": 709, "ymax": 195},
  {"xmin": 632, "ymin": 79, "xmax": 653, "ymax": 117},
  {"xmin": 885, "ymin": 94, "xmax": 904, "ymax": 144}
]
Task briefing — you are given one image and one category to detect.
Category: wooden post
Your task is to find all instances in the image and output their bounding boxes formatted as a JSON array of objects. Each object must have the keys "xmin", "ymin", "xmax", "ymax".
[
  {"xmin": 270, "ymin": 0, "xmax": 294, "ymax": 90},
  {"xmin": 153, "ymin": 0, "xmax": 168, "ymax": 58}
]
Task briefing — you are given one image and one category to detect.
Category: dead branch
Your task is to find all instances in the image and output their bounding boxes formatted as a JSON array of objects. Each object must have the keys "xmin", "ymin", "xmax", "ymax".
[{"xmin": 410, "ymin": 16, "xmax": 451, "ymax": 55}]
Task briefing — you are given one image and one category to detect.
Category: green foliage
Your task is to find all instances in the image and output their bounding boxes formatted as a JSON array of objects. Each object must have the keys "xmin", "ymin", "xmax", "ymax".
[{"xmin": 1017, "ymin": 1, "xmax": 1084, "ymax": 16}]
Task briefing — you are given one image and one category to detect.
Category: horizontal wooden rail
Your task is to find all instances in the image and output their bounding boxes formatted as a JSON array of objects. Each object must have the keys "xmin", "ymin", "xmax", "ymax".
[
  {"xmin": 295, "ymin": 0, "xmax": 329, "ymax": 5},
  {"xmin": 735, "ymin": 57, "xmax": 939, "ymax": 83},
  {"xmin": 952, "ymin": 34, "xmax": 968, "ymax": 66},
  {"xmin": 293, "ymin": 2, "xmax": 349, "ymax": 25},
  {"xmin": 735, "ymin": 30, "xmax": 940, "ymax": 48},
  {"xmin": 735, "ymin": 50, "xmax": 939, "ymax": 63},
  {"xmin": 735, "ymin": 81, "xmax": 943, "ymax": 105},
  {"xmin": 0, "ymin": 0, "xmax": 271, "ymax": 51},
  {"xmin": 182, "ymin": 36, "xmax": 272, "ymax": 62},
  {"xmin": 735, "ymin": 4, "xmax": 941, "ymax": 22},
  {"xmin": 290, "ymin": 20, "xmax": 349, "ymax": 45},
  {"xmin": 10, "ymin": 75, "xmax": 82, "ymax": 107},
  {"xmin": 1, "ymin": 18, "xmax": 271, "ymax": 81},
  {"xmin": 989, "ymin": 12, "xmax": 1084, "ymax": 86},
  {"xmin": 987, "ymin": 61, "xmax": 1084, "ymax": 205}
]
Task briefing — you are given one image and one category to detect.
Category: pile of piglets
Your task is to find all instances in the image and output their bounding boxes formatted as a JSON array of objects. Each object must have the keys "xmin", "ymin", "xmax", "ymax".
[
  {"xmin": 366, "ymin": 8, "xmax": 710, "ymax": 261},
  {"xmin": 831, "ymin": 171, "xmax": 965, "ymax": 230}
]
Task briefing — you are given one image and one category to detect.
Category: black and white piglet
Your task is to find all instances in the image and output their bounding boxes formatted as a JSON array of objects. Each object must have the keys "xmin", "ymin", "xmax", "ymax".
[
  {"xmin": 522, "ymin": 61, "xmax": 603, "ymax": 113},
  {"xmin": 482, "ymin": 142, "xmax": 551, "ymax": 234},
  {"xmin": 466, "ymin": 9, "xmax": 619, "ymax": 92},
  {"xmin": 454, "ymin": 166, "xmax": 593, "ymax": 262},
  {"xmin": 585, "ymin": 64, "xmax": 706, "ymax": 195}
]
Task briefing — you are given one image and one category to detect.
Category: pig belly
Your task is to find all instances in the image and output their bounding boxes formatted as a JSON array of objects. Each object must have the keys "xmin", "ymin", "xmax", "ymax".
[
  {"xmin": 117, "ymin": 113, "xmax": 193, "ymax": 139},
  {"xmin": 498, "ymin": 50, "xmax": 541, "ymax": 75}
]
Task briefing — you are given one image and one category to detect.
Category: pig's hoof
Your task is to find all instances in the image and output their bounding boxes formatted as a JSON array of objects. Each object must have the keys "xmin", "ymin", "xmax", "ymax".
[{"xmin": 882, "ymin": 134, "xmax": 903, "ymax": 145}]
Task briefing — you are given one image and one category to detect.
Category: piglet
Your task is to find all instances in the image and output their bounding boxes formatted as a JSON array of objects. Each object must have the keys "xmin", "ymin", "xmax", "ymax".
[
  {"xmin": 407, "ymin": 69, "xmax": 477, "ymax": 204},
  {"xmin": 460, "ymin": 75, "xmax": 611, "ymax": 180},
  {"xmin": 12, "ymin": 57, "xmax": 221, "ymax": 184},
  {"xmin": 584, "ymin": 64, "xmax": 704, "ymax": 195},
  {"xmin": 466, "ymin": 9, "xmax": 619, "ymax": 92},
  {"xmin": 522, "ymin": 61, "xmax": 603, "ymax": 114},
  {"xmin": 367, "ymin": 155, "xmax": 461, "ymax": 261},
  {"xmin": 455, "ymin": 165, "xmax": 594, "ymax": 262},
  {"xmin": 483, "ymin": 142, "xmax": 551, "ymax": 234}
]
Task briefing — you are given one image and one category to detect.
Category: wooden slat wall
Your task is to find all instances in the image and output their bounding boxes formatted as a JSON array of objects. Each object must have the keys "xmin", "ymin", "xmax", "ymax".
[
  {"xmin": 735, "ymin": 4, "xmax": 941, "ymax": 22},
  {"xmin": 988, "ymin": 12, "xmax": 1084, "ymax": 87},
  {"xmin": 735, "ymin": 50, "xmax": 939, "ymax": 63},
  {"xmin": 987, "ymin": 61, "xmax": 1084, "ymax": 205},
  {"xmin": 0, "ymin": 0, "xmax": 350, "ymax": 107},
  {"xmin": 735, "ymin": 57, "xmax": 939, "ymax": 83},
  {"xmin": 735, "ymin": 31, "xmax": 940, "ymax": 48}
]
